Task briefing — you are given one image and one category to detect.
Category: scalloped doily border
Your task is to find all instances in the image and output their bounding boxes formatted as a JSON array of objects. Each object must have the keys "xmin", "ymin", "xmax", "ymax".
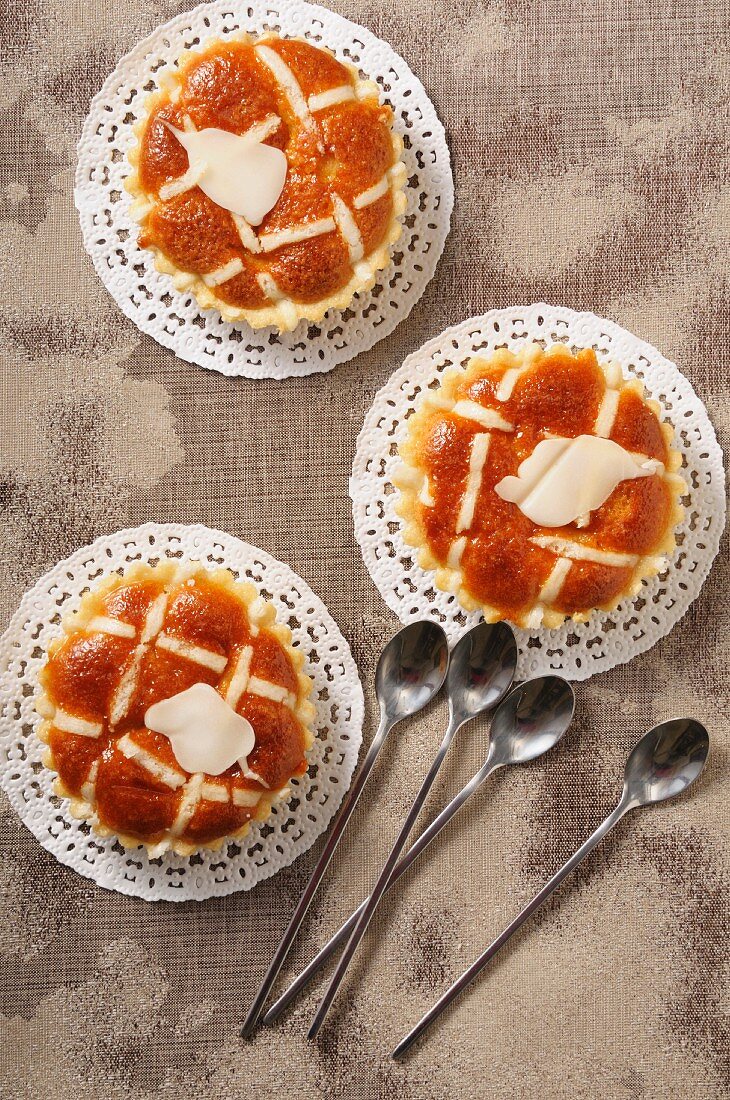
[
  {"xmin": 0, "ymin": 524, "xmax": 364, "ymax": 901},
  {"xmin": 350, "ymin": 304, "xmax": 726, "ymax": 681},
  {"xmin": 74, "ymin": 0, "xmax": 453, "ymax": 379}
]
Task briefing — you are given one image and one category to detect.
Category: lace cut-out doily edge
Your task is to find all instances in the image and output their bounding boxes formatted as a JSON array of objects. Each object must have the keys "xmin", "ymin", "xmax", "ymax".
[
  {"xmin": 0, "ymin": 524, "xmax": 365, "ymax": 901},
  {"xmin": 74, "ymin": 0, "xmax": 453, "ymax": 379},
  {"xmin": 350, "ymin": 304, "xmax": 726, "ymax": 682}
]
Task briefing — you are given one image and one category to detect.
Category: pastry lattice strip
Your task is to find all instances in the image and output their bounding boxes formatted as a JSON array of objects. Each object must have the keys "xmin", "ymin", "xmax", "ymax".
[
  {"xmin": 397, "ymin": 344, "xmax": 684, "ymax": 628},
  {"xmin": 44, "ymin": 572, "xmax": 304, "ymax": 820},
  {"xmin": 132, "ymin": 33, "xmax": 406, "ymax": 313}
]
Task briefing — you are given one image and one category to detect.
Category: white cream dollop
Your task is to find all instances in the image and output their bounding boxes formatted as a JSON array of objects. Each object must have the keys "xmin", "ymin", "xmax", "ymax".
[
  {"xmin": 495, "ymin": 435, "xmax": 660, "ymax": 528},
  {"xmin": 167, "ymin": 125, "xmax": 287, "ymax": 224},
  {"xmin": 145, "ymin": 682, "xmax": 256, "ymax": 776}
]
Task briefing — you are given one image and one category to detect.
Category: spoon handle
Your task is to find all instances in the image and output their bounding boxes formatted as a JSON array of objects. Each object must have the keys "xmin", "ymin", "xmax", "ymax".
[
  {"xmin": 308, "ymin": 719, "xmax": 461, "ymax": 1038},
  {"xmin": 263, "ymin": 758, "xmax": 496, "ymax": 1025},
  {"xmin": 392, "ymin": 798, "xmax": 631, "ymax": 1058},
  {"xmin": 241, "ymin": 714, "xmax": 392, "ymax": 1038}
]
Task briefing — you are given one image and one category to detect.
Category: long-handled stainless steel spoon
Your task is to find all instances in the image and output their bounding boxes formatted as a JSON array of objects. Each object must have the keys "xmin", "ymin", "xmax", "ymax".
[
  {"xmin": 240, "ymin": 620, "xmax": 448, "ymax": 1038},
  {"xmin": 392, "ymin": 716, "xmax": 710, "ymax": 1059},
  {"xmin": 307, "ymin": 621, "xmax": 520, "ymax": 1038},
  {"xmin": 264, "ymin": 673, "xmax": 575, "ymax": 1027}
]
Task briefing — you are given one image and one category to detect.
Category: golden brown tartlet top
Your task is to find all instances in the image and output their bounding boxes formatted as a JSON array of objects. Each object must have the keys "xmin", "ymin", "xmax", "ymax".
[
  {"xmin": 126, "ymin": 32, "xmax": 407, "ymax": 330},
  {"xmin": 396, "ymin": 343, "xmax": 685, "ymax": 629},
  {"xmin": 36, "ymin": 562, "xmax": 315, "ymax": 856}
]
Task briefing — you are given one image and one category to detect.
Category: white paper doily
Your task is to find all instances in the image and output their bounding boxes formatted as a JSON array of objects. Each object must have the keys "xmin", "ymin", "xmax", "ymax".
[
  {"xmin": 74, "ymin": 0, "xmax": 453, "ymax": 379},
  {"xmin": 0, "ymin": 524, "xmax": 364, "ymax": 901},
  {"xmin": 350, "ymin": 304, "xmax": 726, "ymax": 681}
]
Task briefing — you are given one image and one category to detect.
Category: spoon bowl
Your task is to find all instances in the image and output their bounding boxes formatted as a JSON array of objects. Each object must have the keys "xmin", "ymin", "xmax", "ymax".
[
  {"xmin": 447, "ymin": 621, "xmax": 517, "ymax": 727},
  {"xmin": 391, "ymin": 710, "xmax": 709, "ymax": 1058},
  {"xmin": 305, "ymin": 620, "xmax": 516, "ymax": 1038},
  {"xmin": 489, "ymin": 676, "xmax": 575, "ymax": 767},
  {"xmin": 262, "ymin": 669, "xmax": 573, "ymax": 1029},
  {"xmin": 376, "ymin": 620, "xmax": 449, "ymax": 722},
  {"xmin": 240, "ymin": 621, "xmax": 448, "ymax": 1038},
  {"xmin": 622, "ymin": 718, "xmax": 709, "ymax": 808}
]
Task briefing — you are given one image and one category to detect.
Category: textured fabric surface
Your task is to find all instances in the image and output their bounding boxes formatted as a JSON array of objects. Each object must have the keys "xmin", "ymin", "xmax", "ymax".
[{"xmin": 0, "ymin": 1, "xmax": 728, "ymax": 1097}]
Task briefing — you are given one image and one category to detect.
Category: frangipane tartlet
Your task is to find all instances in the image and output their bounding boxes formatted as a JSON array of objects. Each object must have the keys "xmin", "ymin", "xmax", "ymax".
[
  {"xmin": 36, "ymin": 561, "xmax": 315, "ymax": 855},
  {"xmin": 126, "ymin": 31, "xmax": 407, "ymax": 331},
  {"xmin": 395, "ymin": 343, "xmax": 685, "ymax": 628}
]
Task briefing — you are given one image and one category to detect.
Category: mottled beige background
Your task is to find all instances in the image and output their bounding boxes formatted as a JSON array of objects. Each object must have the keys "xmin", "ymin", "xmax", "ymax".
[{"xmin": 1, "ymin": 1, "xmax": 728, "ymax": 1097}]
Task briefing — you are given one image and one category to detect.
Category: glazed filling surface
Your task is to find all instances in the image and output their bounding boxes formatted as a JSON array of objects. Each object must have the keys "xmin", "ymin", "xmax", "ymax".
[
  {"xmin": 42, "ymin": 575, "xmax": 308, "ymax": 845},
  {"xmin": 137, "ymin": 37, "xmax": 399, "ymax": 308},
  {"xmin": 403, "ymin": 346, "xmax": 675, "ymax": 623}
]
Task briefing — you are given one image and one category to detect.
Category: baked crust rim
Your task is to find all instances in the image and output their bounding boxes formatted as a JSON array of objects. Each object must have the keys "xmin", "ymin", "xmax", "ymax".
[
  {"xmin": 394, "ymin": 343, "xmax": 686, "ymax": 630},
  {"xmin": 124, "ymin": 30, "xmax": 408, "ymax": 333},
  {"xmin": 35, "ymin": 560, "xmax": 316, "ymax": 857}
]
